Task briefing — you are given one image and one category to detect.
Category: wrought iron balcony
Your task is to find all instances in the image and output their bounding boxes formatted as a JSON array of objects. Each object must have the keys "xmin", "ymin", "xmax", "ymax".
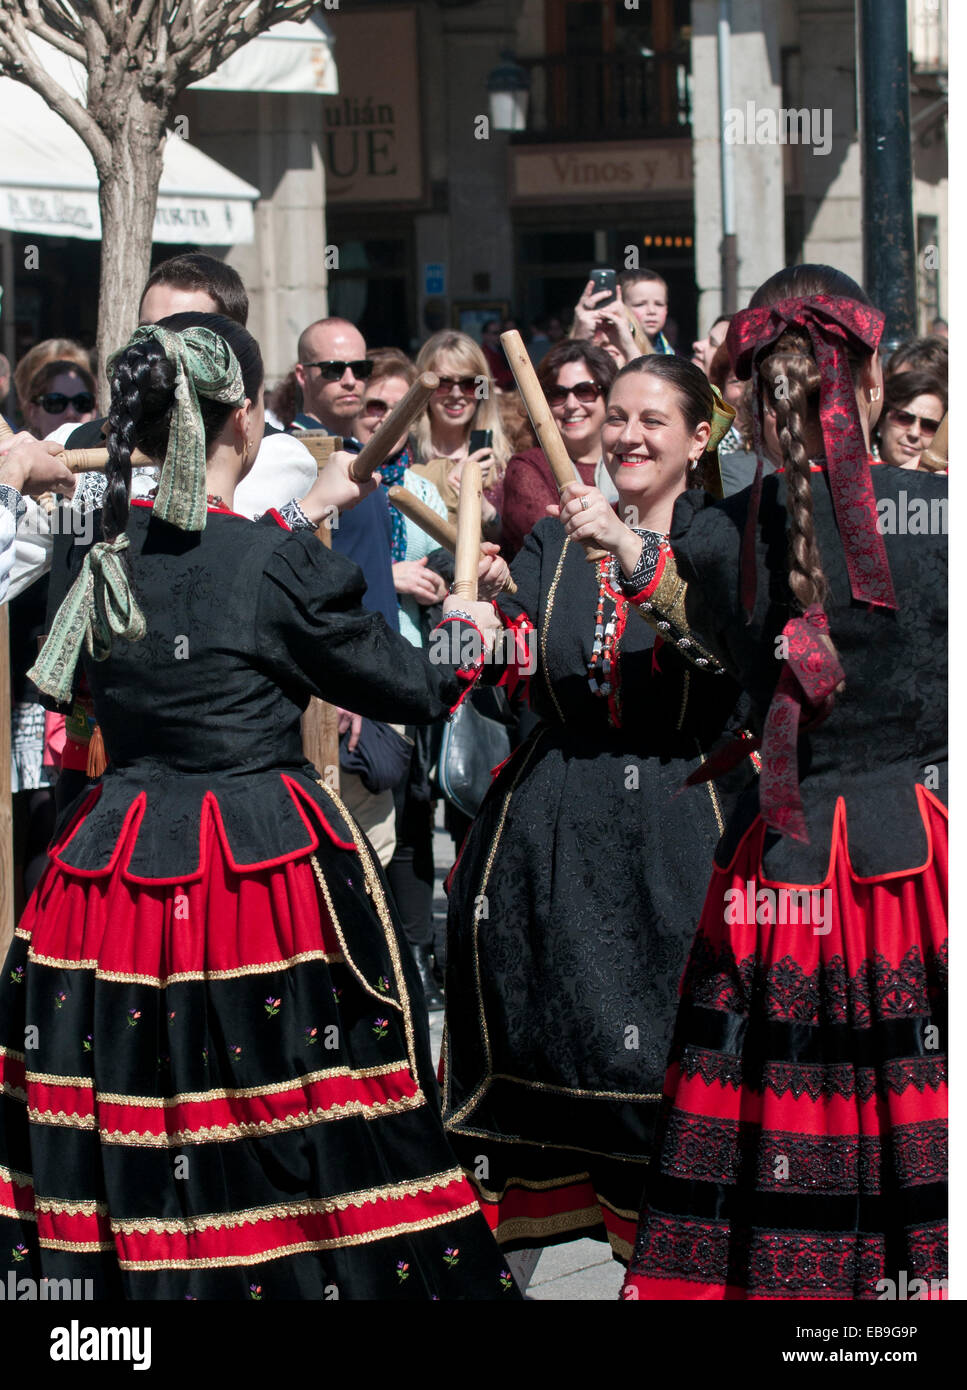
[{"xmin": 512, "ymin": 53, "xmax": 691, "ymax": 143}]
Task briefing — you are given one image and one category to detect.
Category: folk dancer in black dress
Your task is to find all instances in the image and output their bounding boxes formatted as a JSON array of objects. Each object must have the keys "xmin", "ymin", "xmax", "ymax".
[
  {"xmin": 557, "ymin": 266, "xmax": 947, "ymax": 1300},
  {"xmin": 0, "ymin": 314, "xmax": 518, "ymax": 1300},
  {"xmin": 441, "ymin": 355, "xmax": 753, "ymax": 1267}
]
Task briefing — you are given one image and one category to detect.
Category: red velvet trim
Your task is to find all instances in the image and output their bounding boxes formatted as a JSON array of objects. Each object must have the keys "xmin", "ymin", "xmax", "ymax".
[
  {"xmin": 665, "ymin": 1058, "xmax": 946, "ymax": 1132},
  {"xmin": 711, "ymin": 786, "xmax": 946, "ymax": 889},
  {"xmin": 0, "ymin": 1171, "xmax": 33, "ymax": 1221},
  {"xmin": 265, "ymin": 508, "xmax": 290, "ymax": 531},
  {"xmin": 493, "ymin": 609, "xmax": 535, "ymax": 706},
  {"xmin": 624, "ymin": 541, "xmax": 668, "ymax": 604},
  {"xmin": 47, "ymin": 774, "xmax": 356, "ymax": 885},
  {"xmin": 0, "ymin": 1050, "xmax": 26, "ymax": 1096},
  {"xmin": 449, "ymin": 667, "xmax": 483, "ymax": 714},
  {"xmin": 27, "ymin": 1065, "xmax": 419, "ymax": 1140},
  {"xmin": 128, "ymin": 498, "xmax": 249, "ymax": 520},
  {"xmin": 108, "ymin": 1175, "xmax": 475, "ymax": 1267}
]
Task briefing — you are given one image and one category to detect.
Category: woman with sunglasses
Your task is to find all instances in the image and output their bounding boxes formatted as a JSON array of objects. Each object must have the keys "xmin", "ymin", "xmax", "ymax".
[
  {"xmin": 875, "ymin": 370, "xmax": 946, "ymax": 470},
  {"xmin": 410, "ymin": 331, "xmax": 510, "ymax": 543},
  {"xmin": 501, "ymin": 340, "xmax": 617, "ymax": 559},
  {"xmin": 23, "ymin": 360, "xmax": 98, "ymax": 439},
  {"xmin": 441, "ymin": 356, "xmax": 748, "ymax": 1280}
]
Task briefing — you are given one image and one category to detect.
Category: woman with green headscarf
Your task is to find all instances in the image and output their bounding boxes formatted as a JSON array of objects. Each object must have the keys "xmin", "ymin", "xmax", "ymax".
[{"xmin": 0, "ymin": 312, "xmax": 519, "ymax": 1301}]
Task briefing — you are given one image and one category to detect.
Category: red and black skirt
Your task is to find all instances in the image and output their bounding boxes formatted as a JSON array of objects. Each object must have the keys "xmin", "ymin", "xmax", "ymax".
[
  {"xmin": 0, "ymin": 789, "xmax": 519, "ymax": 1301},
  {"xmin": 623, "ymin": 789, "xmax": 948, "ymax": 1300}
]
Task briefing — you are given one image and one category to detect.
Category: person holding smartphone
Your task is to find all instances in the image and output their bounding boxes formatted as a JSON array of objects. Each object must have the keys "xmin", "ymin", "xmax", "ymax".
[
  {"xmin": 410, "ymin": 329, "xmax": 510, "ymax": 544},
  {"xmin": 570, "ymin": 270, "xmax": 643, "ymax": 367}
]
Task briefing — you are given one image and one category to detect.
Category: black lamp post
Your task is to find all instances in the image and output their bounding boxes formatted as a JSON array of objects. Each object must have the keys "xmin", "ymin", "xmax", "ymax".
[{"xmin": 858, "ymin": 0, "xmax": 917, "ymax": 353}]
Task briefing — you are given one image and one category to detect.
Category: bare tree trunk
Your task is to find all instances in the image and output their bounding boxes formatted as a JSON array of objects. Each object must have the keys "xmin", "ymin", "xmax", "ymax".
[{"xmin": 91, "ymin": 82, "xmax": 167, "ymax": 405}]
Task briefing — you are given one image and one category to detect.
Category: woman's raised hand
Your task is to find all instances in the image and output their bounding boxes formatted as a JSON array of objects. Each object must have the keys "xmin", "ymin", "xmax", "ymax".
[
  {"xmin": 548, "ymin": 482, "xmax": 632, "ymax": 555},
  {"xmin": 299, "ymin": 449, "xmax": 379, "ymax": 528},
  {"xmin": 0, "ymin": 434, "xmax": 76, "ymax": 500},
  {"xmin": 477, "ymin": 540, "xmax": 510, "ymax": 600},
  {"xmin": 393, "ymin": 556, "xmax": 448, "ymax": 605}
]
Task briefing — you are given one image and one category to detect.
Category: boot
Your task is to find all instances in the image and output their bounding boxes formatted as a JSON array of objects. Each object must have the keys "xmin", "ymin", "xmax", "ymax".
[{"xmin": 414, "ymin": 944, "xmax": 444, "ymax": 1012}]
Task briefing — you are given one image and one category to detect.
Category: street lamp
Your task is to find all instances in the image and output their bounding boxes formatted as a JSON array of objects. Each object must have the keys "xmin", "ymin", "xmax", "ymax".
[{"xmin": 487, "ymin": 51, "xmax": 530, "ymax": 132}]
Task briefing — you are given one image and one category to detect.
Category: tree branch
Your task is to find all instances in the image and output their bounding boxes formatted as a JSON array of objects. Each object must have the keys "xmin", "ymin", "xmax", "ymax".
[
  {"xmin": 125, "ymin": 0, "xmax": 164, "ymax": 62},
  {"xmin": 20, "ymin": 0, "xmax": 86, "ymax": 61},
  {"xmin": 0, "ymin": 6, "xmax": 111, "ymax": 166},
  {"xmin": 179, "ymin": 0, "xmax": 317, "ymax": 73}
]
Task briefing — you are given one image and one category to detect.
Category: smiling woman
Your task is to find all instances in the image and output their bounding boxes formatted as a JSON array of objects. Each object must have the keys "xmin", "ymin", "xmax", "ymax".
[
  {"xmin": 441, "ymin": 351, "xmax": 750, "ymax": 1274},
  {"xmin": 501, "ymin": 339, "xmax": 616, "ymax": 558}
]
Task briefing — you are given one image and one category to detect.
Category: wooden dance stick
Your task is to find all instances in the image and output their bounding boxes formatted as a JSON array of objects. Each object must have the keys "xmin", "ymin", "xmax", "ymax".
[
  {"xmin": 919, "ymin": 413, "xmax": 948, "ymax": 473},
  {"xmin": 348, "ymin": 372, "xmax": 439, "ymax": 482},
  {"xmin": 387, "ymin": 484, "xmax": 517, "ymax": 595},
  {"xmin": 500, "ymin": 329, "xmax": 607, "ymax": 562},
  {"xmin": 451, "ymin": 458, "xmax": 482, "ymax": 601}
]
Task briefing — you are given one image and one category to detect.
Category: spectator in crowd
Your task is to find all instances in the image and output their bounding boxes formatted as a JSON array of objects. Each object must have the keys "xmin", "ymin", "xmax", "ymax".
[
  {"xmin": 692, "ymin": 314, "xmax": 732, "ymax": 375},
  {"xmin": 526, "ymin": 316, "xmax": 553, "ymax": 366},
  {"xmin": 502, "ymin": 340, "xmax": 616, "ymax": 559},
  {"xmin": 292, "ymin": 318, "xmax": 403, "ymax": 868},
  {"xmin": 410, "ymin": 329, "xmax": 510, "ymax": 543},
  {"xmin": 57, "ymin": 255, "xmax": 318, "ymax": 519},
  {"xmin": 480, "ymin": 318, "xmax": 515, "ymax": 391},
  {"xmin": 885, "ymin": 335, "xmax": 948, "ymax": 382},
  {"xmin": 570, "ymin": 283, "xmax": 641, "ymax": 368},
  {"xmin": 138, "ymin": 251, "xmax": 249, "ymax": 326},
  {"xmin": 354, "ymin": 352, "xmax": 450, "ymax": 1007},
  {"xmin": 293, "ymin": 316, "xmax": 371, "ymax": 438},
  {"xmin": 13, "ymin": 339, "xmax": 91, "ymax": 429},
  {"xmin": 21, "ymin": 358, "xmax": 97, "ymax": 439},
  {"xmin": 875, "ymin": 369, "xmax": 947, "ymax": 470},
  {"xmin": 619, "ymin": 269, "xmax": 675, "ymax": 354}
]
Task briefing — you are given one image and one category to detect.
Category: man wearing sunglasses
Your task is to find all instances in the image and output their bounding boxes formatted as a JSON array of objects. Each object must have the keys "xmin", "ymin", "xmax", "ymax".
[{"xmin": 293, "ymin": 318, "xmax": 373, "ymax": 438}]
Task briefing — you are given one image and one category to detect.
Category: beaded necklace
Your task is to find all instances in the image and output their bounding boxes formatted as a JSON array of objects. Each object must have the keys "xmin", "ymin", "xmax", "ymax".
[{"xmin": 586, "ymin": 529, "xmax": 668, "ymax": 726}]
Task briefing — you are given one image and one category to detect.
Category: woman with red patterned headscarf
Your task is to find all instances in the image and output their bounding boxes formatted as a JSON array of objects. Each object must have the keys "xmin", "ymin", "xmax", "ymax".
[{"xmin": 559, "ymin": 265, "xmax": 947, "ymax": 1301}]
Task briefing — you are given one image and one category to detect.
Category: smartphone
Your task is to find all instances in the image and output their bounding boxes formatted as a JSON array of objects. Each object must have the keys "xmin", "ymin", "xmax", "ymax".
[
  {"xmin": 589, "ymin": 267, "xmax": 617, "ymax": 305},
  {"xmin": 469, "ymin": 429, "xmax": 493, "ymax": 453}
]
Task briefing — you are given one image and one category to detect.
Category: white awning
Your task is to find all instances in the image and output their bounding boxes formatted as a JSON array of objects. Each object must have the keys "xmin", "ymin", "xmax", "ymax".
[
  {"xmin": 190, "ymin": 14, "xmax": 337, "ymax": 94},
  {"xmin": 0, "ymin": 27, "xmax": 294, "ymax": 245}
]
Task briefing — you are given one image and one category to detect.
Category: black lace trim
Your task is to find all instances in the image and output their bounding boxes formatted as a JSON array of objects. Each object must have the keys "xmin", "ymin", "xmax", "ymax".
[
  {"xmin": 682, "ymin": 934, "xmax": 948, "ymax": 1026},
  {"xmin": 658, "ymin": 1112, "xmax": 947, "ymax": 1195},
  {"xmin": 677, "ymin": 1047, "xmax": 947, "ymax": 1101},
  {"xmin": 630, "ymin": 1213, "xmax": 947, "ymax": 1298}
]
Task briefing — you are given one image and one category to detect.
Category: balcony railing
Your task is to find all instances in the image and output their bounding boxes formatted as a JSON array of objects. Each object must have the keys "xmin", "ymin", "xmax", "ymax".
[{"xmin": 514, "ymin": 53, "xmax": 691, "ymax": 143}]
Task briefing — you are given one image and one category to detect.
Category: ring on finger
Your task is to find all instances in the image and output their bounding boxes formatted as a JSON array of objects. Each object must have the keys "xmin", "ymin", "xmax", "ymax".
[{"xmin": 580, "ymin": 495, "xmax": 590, "ymax": 511}]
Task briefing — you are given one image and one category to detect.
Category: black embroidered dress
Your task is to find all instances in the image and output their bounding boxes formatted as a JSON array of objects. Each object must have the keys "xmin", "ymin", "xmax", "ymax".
[
  {"xmin": 441, "ymin": 517, "xmax": 746, "ymax": 1263},
  {"xmin": 0, "ymin": 498, "xmax": 520, "ymax": 1301},
  {"xmin": 623, "ymin": 463, "xmax": 948, "ymax": 1299}
]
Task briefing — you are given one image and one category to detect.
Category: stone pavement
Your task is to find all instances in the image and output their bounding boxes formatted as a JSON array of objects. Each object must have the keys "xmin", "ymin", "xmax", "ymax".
[{"xmin": 426, "ymin": 808, "xmax": 625, "ymax": 1301}]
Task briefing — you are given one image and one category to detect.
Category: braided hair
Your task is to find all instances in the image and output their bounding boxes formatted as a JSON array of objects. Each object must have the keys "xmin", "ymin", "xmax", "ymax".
[
  {"xmin": 103, "ymin": 311, "xmax": 264, "ymax": 546},
  {"xmin": 749, "ymin": 265, "xmax": 874, "ymax": 617}
]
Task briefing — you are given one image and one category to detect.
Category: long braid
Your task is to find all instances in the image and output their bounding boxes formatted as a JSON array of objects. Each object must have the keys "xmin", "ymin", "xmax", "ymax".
[
  {"xmin": 759, "ymin": 335, "xmax": 827, "ymax": 611},
  {"xmin": 104, "ymin": 341, "xmax": 175, "ymax": 544}
]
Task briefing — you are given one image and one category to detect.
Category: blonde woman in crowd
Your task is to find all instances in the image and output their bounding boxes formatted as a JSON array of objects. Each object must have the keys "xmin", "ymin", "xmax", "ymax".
[{"xmin": 410, "ymin": 330, "xmax": 510, "ymax": 544}]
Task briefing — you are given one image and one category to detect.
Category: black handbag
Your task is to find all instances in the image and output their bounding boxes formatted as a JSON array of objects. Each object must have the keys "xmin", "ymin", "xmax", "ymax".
[
  {"xmin": 339, "ymin": 719, "xmax": 413, "ymax": 794},
  {"xmin": 437, "ymin": 690, "xmax": 512, "ymax": 819}
]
